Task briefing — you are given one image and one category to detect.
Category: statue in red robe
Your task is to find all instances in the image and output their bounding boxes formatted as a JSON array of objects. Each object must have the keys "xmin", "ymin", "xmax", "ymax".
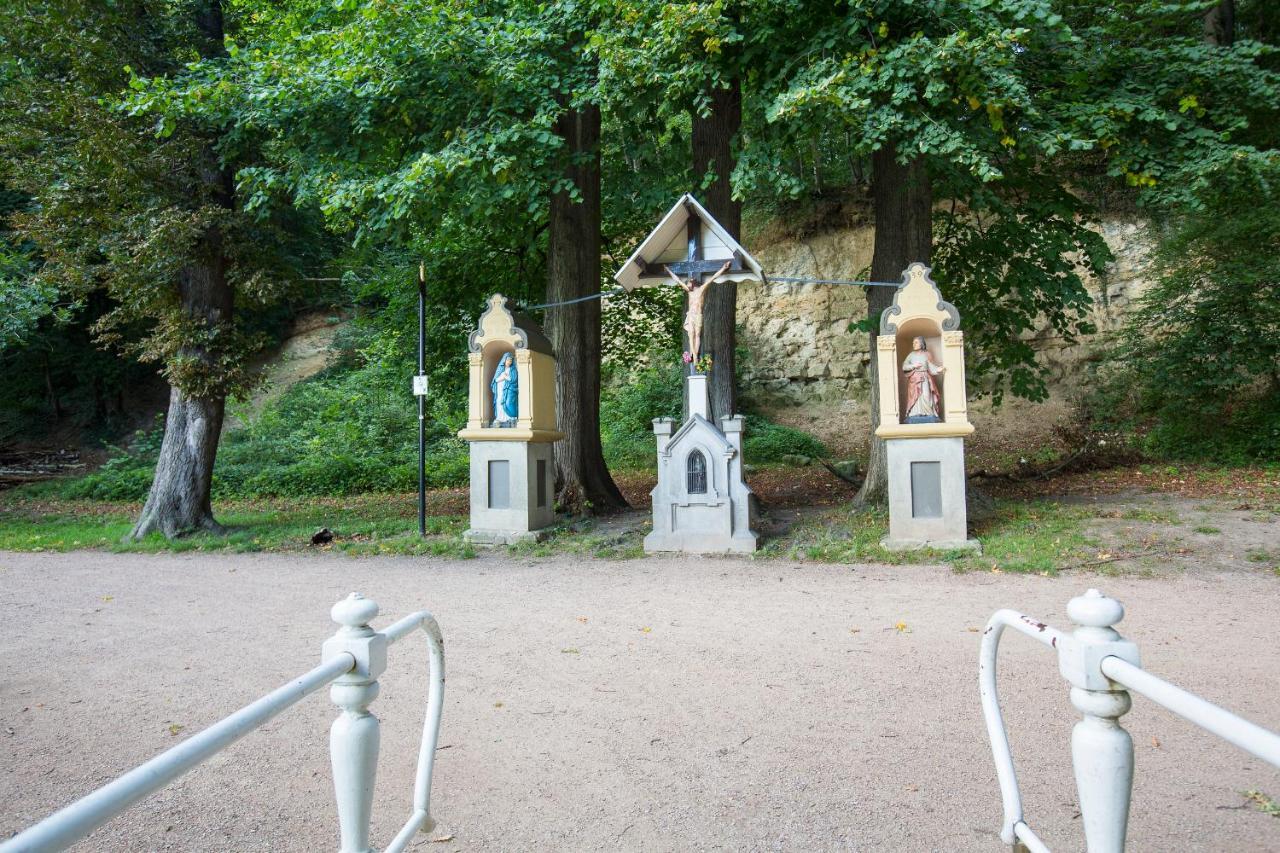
[{"xmin": 902, "ymin": 336, "xmax": 945, "ymax": 424}]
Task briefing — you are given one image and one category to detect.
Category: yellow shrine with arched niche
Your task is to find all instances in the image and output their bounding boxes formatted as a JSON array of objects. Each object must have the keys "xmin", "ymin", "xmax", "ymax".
[
  {"xmin": 874, "ymin": 263, "xmax": 974, "ymax": 439},
  {"xmin": 458, "ymin": 294, "xmax": 561, "ymax": 545},
  {"xmin": 873, "ymin": 263, "xmax": 979, "ymax": 553},
  {"xmin": 458, "ymin": 294, "xmax": 562, "ymax": 443}
]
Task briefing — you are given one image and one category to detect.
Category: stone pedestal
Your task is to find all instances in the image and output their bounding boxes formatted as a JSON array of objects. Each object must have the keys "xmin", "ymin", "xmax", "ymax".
[
  {"xmin": 644, "ymin": 374, "xmax": 758, "ymax": 554},
  {"xmin": 882, "ymin": 436, "xmax": 979, "ymax": 551},
  {"xmin": 465, "ymin": 440, "xmax": 555, "ymax": 545}
]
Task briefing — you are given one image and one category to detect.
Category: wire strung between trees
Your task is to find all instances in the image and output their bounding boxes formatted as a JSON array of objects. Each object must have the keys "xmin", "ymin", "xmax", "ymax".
[
  {"xmin": 519, "ymin": 274, "xmax": 902, "ymax": 311},
  {"xmin": 520, "ymin": 288, "xmax": 627, "ymax": 311},
  {"xmin": 766, "ymin": 276, "xmax": 901, "ymax": 288}
]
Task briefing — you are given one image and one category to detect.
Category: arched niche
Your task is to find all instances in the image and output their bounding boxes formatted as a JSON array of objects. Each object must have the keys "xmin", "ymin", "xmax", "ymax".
[
  {"xmin": 873, "ymin": 263, "xmax": 973, "ymax": 438},
  {"xmin": 894, "ymin": 317, "xmax": 945, "ymax": 424},
  {"xmin": 482, "ymin": 341, "xmax": 517, "ymax": 425},
  {"xmin": 459, "ymin": 294, "xmax": 562, "ymax": 442},
  {"xmin": 686, "ymin": 448, "xmax": 708, "ymax": 495}
]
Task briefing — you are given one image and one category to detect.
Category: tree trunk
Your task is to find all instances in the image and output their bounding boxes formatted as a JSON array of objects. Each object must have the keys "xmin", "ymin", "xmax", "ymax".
[
  {"xmin": 41, "ymin": 351, "xmax": 62, "ymax": 420},
  {"xmin": 1203, "ymin": 0, "xmax": 1234, "ymax": 45},
  {"xmin": 131, "ymin": 0, "xmax": 232, "ymax": 540},
  {"xmin": 131, "ymin": 246, "xmax": 232, "ymax": 538},
  {"xmin": 546, "ymin": 103, "xmax": 627, "ymax": 515},
  {"xmin": 853, "ymin": 146, "xmax": 932, "ymax": 508},
  {"xmin": 691, "ymin": 80, "xmax": 742, "ymax": 424}
]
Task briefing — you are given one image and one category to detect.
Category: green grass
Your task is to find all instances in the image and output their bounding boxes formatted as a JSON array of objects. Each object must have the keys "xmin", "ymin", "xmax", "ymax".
[
  {"xmin": 0, "ymin": 493, "xmax": 1097, "ymax": 571},
  {"xmin": 505, "ymin": 518, "xmax": 647, "ymax": 560},
  {"xmin": 1245, "ymin": 790, "xmax": 1280, "ymax": 818},
  {"xmin": 0, "ymin": 495, "xmax": 474, "ymax": 557},
  {"xmin": 766, "ymin": 500, "xmax": 1095, "ymax": 575},
  {"xmin": 1112, "ymin": 506, "xmax": 1182, "ymax": 524},
  {"xmin": 1193, "ymin": 524, "xmax": 1222, "ymax": 534}
]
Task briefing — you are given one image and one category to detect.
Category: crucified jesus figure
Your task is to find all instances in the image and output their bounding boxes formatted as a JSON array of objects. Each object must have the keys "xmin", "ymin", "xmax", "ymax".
[{"xmin": 666, "ymin": 259, "xmax": 732, "ymax": 362}]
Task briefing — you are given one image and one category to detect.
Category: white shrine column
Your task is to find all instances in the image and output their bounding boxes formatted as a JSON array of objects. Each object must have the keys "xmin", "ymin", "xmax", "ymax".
[{"xmin": 687, "ymin": 373, "xmax": 711, "ymax": 419}]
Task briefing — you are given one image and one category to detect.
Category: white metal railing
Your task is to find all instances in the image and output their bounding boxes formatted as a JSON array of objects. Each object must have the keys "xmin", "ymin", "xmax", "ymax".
[
  {"xmin": 1, "ymin": 593, "xmax": 445, "ymax": 853},
  {"xmin": 980, "ymin": 588, "xmax": 1280, "ymax": 852}
]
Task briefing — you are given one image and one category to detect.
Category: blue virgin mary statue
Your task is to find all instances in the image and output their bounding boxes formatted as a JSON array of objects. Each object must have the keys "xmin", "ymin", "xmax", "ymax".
[{"xmin": 490, "ymin": 352, "xmax": 518, "ymax": 427}]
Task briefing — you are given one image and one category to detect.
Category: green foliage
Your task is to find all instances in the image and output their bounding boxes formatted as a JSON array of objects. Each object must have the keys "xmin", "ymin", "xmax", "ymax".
[
  {"xmin": 599, "ymin": 359, "xmax": 828, "ymax": 469},
  {"xmin": 600, "ymin": 286, "xmax": 684, "ymax": 364},
  {"xmin": 63, "ymin": 320, "xmax": 473, "ymax": 500},
  {"xmin": 1089, "ymin": 157, "xmax": 1280, "ymax": 463},
  {"xmin": 743, "ymin": 416, "xmax": 827, "ymax": 462},
  {"xmin": 0, "ymin": 0, "xmax": 333, "ymax": 399},
  {"xmin": 600, "ymin": 361, "xmax": 683, "ymax": 469}
]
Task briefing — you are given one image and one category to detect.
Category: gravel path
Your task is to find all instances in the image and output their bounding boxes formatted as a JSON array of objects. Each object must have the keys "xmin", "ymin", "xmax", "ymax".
[{"xmin": 2, "ymin": 550, "xmax": 1278, "ymax": 852}]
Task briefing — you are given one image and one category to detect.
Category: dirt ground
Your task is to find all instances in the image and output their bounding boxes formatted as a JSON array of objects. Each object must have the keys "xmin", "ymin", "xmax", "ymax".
[{"xmin": 2, "ymin": 549, "xmax": 1279, "ymax": 852}]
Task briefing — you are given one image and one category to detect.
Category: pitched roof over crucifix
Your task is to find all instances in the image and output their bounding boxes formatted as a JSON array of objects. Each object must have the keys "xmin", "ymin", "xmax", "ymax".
[{"xmin": 613, "ymin": 193, "xmax": 765, "ymax": 290}]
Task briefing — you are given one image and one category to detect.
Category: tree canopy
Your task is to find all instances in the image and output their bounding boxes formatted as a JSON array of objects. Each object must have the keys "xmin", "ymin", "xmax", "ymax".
[{"xmin": 0, "ymin": 0, "xmax": 1276, "ymax": 528}]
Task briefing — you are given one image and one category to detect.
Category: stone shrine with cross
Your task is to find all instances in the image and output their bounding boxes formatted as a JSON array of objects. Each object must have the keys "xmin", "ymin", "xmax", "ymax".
[{"xmin": 615, "ymin": 194, "xmax": 763, "ymax": 554}]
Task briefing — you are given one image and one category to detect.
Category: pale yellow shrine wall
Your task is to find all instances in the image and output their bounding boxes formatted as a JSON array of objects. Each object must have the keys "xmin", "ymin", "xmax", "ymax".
[
  {"xmin": 459, "ymin": 294, "xmax": 563, "ymax": 443},
  {"xmin": 941, "ymin": 330, "xmax": 969, "ymax": 424},
  {"xmin": 466, "ymin": 352, "xmax": 485, "ymax": 430},
  {"xmin": 872, "ymin": 265, "xmax": 974, "ymax": 439},
  {"xmin": 875, "ymin": 336, "xmax": 899, "ymax": 426},
  {"xmin": 529, "ymin": 351, "xmax": 558, "ymax": 432}
]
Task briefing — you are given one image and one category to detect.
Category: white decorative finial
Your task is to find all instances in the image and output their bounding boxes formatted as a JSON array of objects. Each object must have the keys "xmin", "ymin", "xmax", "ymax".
[
  {"xmin": 332, "ymin": 592, "xmax": 379, "ymax": 631},
  {"xmin": 1067, "ymin": 588, "xmax": 1124, "ymax": 629}
]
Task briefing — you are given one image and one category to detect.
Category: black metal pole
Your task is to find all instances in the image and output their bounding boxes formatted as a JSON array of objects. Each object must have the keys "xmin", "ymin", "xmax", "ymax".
[{"xmin": 417, "ymin": 263, "xmax": 426, "ymax": 537}]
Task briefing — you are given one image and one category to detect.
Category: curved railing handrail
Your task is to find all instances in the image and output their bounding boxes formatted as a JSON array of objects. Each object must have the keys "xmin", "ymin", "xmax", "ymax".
[
  {"xmin": 0, "ymin": 653, "xmax": 358, "ymax": 853},
  {"xmin": 382, "ymin": 611, "xmax": 446, "ymax": 853},
  {"xmin": 981, "ymin": 590, "xmax": 1280, "ymax": 853},
  {"xmin": 1, "ymin": 597, "xmax": 447, "ymax": 853},
  {"xmin": 979, "ymin": 609, "xmax": 1066, "ymax": 853},
  {"xmin": 1099, "ymin": 656, "xmax": 1280, "ymax": 769}
]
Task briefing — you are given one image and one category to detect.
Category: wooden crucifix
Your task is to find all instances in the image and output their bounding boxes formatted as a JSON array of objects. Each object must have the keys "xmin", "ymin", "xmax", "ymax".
[{"xmin": 648, "ymin": 205, "xmax": 743, "ymax": 361}]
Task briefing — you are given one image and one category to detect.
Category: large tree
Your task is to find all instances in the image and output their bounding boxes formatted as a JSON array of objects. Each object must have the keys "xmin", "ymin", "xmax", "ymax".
[
  {"xmin": 692, "ymin": 81, "xmax": 743, "ymax": 422},
  {"xmin": 0, "ymin": 0, "xmax": 292, "ymax": 537},
  {"xmin": 546, "ymin": 100, "xmax": 628, "ymax": 512},
  {"xmin": 131, "ymin": 0, "xmax": 237, "ymax": 538},
  {"xmin": 142, "ymin": 0, "xmax": 628, "ymax": 513},
  {"xmin": 739, "ymin": 0, "xmax": 1276, "ymax": 502},
  {"xmin": 857, "ymin": 151, "xmax": 933, "ymax": 505}
]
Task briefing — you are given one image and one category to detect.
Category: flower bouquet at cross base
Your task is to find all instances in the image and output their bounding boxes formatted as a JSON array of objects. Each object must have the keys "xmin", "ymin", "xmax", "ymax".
[{"xmin": 682, "ymin": 351, "xmax": 713, "ymax": 375}]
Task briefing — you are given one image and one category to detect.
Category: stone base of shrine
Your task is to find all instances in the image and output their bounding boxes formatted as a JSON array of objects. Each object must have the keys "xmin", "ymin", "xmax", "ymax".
[
  {"xmin": 644, "ymin": 527, "xmax": 759, "ymax": 555},
  {"xmin": 464, "ymin": 439, "xmax": 556, "ymax": 544},
  {"xmin": 884, "ymin": 434, "xmax": 976, "ymax": 551},
  {"xmin": 464, "ymin": 528, "xmax": 551, "ymax": 546},
  {"xmin": 880, "ymin": 536, "xmax": 982, "ymax": 553}
]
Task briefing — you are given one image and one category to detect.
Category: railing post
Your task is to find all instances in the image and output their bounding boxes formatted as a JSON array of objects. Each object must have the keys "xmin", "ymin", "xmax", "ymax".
[
  {"xmin": 1058, "ymin": 589, "xmax": 1141, "ymax": 853},
  {"xmin": 323, "ymin": 593, "xmax": 388, "ymax": 853}
]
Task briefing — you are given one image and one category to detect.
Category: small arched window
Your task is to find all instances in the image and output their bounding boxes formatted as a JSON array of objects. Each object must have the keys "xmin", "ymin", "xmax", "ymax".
[{"xmin": 686, "ymin": 450, "xmax": 708, "ymax": 495}]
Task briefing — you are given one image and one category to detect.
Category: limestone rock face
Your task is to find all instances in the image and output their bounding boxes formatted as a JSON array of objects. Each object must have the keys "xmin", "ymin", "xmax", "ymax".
[{"xmin": 736, "ymin": 218, "xmax": 1154, "ymax": 410}]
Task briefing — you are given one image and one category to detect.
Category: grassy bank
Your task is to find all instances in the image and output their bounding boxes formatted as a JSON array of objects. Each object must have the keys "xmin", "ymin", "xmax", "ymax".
[
  {"xmin": 0, "ymin": 488, "xmax": 1118, "ymax": 574},
  {"xmin": 0, "ymin": 493, "xmax": 474, "ymax": 557}
]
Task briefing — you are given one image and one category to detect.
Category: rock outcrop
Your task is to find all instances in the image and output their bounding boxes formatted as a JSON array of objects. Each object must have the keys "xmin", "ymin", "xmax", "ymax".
[{"xmin": 737, "ymin": 219, "xmax": 1154, "ymax": 410}]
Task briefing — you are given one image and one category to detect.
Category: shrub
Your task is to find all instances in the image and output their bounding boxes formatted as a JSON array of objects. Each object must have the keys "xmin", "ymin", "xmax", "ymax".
[
  {"xmin": 51, "ymin": 335, "xmax": 833, "ymax": 499},
  {"xmin": 743, "ymin": 417, "xmax": 828, "ymax": 462},
  {"xmin": 1086, "ymin": 159, "xmax": 1280, "ymax": 464},
  {"xmin": 599, "ymin": 359, "xmax": 829, "ymax": 468}
]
